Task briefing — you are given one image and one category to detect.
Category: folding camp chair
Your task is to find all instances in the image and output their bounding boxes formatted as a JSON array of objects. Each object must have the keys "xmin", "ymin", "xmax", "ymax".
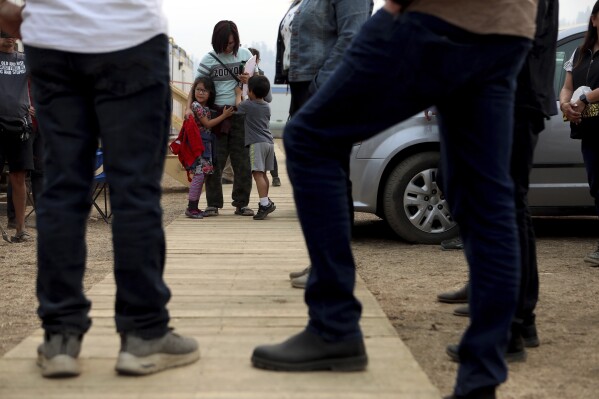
[{"xmin": 92, "ymin": 149, "xmax": 112, "ymax": 223}]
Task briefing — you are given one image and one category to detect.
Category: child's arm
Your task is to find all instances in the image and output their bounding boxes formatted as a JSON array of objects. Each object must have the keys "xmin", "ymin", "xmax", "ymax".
[{"xmin": 198, "ymin": 106, "xmax": 235, "ymax": 129}]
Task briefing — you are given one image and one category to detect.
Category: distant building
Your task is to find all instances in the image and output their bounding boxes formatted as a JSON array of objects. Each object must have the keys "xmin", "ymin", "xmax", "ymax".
[
  {"xmin": 169, "ymin": 37, "xmax": 194, "ymax": 93},
  {"xmin": 169, "ymin": 38, "xmax": 194, "ymax": 135}
]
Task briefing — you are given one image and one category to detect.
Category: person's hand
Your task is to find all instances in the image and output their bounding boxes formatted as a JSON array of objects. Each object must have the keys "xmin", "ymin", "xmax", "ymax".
[
  {"xmin": 28, "ymin": 106, "xmax": 36, "ymax": 118},
  {"xmin": 238, "ymin": 72, "xmax": 250, "ymax": 85},
  {"xmin": 184, "ymin": 107, "xmax": 193, "ymax": 118},
  {"xmin": 0, "ymin": 2, "xmax": 23, "ymax": 38},
  {"xmin": 561, "ymin": 101, "xmax": 582, "ymax": 124},
  {"xmin": 383, "ymin": 0, "xmax": 402, "ymax": 16},
  {"xmin": 222, "ymin": 105, "xmax": 235, "ymax": 118}
]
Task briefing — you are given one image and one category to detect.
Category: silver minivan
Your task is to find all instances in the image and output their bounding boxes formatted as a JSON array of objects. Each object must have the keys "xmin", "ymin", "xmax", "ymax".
[{"xmin": 349, "ymin": 25, "xmax": 594, "ymax": 244}]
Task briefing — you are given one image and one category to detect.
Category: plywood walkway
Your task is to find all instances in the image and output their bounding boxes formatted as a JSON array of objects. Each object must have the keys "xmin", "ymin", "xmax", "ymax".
[{"xmin": 0, "ymin": 146, "xmax": 441, "ymax": 399}]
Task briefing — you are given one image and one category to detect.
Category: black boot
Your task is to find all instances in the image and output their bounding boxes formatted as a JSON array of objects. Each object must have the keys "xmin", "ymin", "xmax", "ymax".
[
  {"xmin": 252, "ymin": 329, "xmax": 367, "ymax": 371},
  {"xmin": 506, "ymin": 322, "xmax": 527, "ymax": 361},
  {"xmin": 438, "ymin": 283, "xmax": 469, "ymax": 304}
]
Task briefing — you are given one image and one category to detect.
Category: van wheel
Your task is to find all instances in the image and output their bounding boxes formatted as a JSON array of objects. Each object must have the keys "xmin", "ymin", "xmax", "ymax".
[{"xmin": 383, "ymin": 152, "xmax": 458, "ymax": 244}]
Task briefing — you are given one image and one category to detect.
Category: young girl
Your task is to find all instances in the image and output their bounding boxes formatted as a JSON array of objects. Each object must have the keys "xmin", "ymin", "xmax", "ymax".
[{"xmin": 185, "ymin": 77, "xmax": 235, "ymax": 218}]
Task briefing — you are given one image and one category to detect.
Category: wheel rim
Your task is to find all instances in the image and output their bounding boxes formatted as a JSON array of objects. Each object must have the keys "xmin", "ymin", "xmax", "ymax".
[{"xmin": 402, "ymin": 167, "xmax": 456, "ymax": 234}]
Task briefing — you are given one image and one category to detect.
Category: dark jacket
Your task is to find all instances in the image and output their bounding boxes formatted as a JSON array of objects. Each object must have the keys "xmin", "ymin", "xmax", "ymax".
[{"xmin": 515, "ymin": 0, "xmax": 559, "ymax": 118}]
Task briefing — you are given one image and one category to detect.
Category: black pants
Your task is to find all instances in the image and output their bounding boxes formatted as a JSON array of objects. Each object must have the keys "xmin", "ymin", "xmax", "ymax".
[
  {"xmin": 511, "ymin": 109, "xmax": 544, "ymax": 328},
  {"xmin": 6, "ymin": 130, "xmax": 43, "ymax": 221},
  {"xmin": 205, "ymin": 114, "xmax": 253, "ymax": 209},
  {"xmin": 27, "ymin": 35, "xmax": 172, "ymax": 338}
]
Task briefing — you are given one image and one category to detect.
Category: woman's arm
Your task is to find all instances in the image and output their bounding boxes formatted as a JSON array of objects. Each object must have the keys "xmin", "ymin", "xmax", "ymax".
[
  {"xmin": 0, "ymin": 1, "xmax": 23, "ymax": 38},
  {"xmin": 234, "ymin": 86, "xmax": 243, "ymax": 107},
  {"xmin": 560, "ymin": 71, "xmax": 581, "ymax": 123},
  {"xmin": 312, "ymin": 0, "xmax": 372, "ymax": 90}
]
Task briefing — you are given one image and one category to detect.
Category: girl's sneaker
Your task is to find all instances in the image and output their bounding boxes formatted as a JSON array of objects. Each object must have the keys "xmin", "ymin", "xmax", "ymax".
[{"xmin": 185, "ymin": 208, "xmax": 203, "ymax": 219}]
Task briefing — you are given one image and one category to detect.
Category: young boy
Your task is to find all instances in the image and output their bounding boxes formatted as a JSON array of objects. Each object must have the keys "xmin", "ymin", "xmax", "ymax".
[{"xmin": 235, "ymin": 75, "xmax": 276, "ymax": 220}]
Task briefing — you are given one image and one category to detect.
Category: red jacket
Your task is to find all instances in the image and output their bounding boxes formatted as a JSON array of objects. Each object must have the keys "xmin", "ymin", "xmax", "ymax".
[{"xmin": 169, "ymin": 116, "xmax": 205, "ymax": 181}]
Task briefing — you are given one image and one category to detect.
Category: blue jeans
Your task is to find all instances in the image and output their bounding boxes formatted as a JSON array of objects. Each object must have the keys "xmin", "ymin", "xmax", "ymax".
[
  {"xmin": 26, "ymin": 35, "xmax": 172, "ymax": 339},
  {"xmin": 284, "ymin": 10, "xmax": 530, "ymax": 395}
]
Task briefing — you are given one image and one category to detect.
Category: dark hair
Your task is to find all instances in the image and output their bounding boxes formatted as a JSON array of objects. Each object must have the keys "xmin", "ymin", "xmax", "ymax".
[
  {"xmin": 191, "ymin": 76, "xmax": 216, "ymax": 108},
  {"xmin": 212, "ymin": 20, "xmax": 240, "ymax": 56},
  {"xmin": 248, "ymin": 75, "xmax": 270, "ymax": 99},
  {"xmin": 576, "ymin": 1, "xmax": 599, "ymax": 68},
  {"xmin": 248, "ymin": 47, "xmax": 260, "ymax": 61}
]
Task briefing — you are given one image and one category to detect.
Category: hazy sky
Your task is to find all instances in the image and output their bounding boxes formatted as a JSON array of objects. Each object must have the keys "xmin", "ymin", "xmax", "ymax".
[
  {"xmin": 163, "ymin": 0, "xmax": 595, "ymax": 63},
  {"xmin": 561, "ymin": 0, "xmax": 596, "ymax": 23},
  {"xmin": 162, "ymin": 0, "xmax": 385, "ymax": 62}
]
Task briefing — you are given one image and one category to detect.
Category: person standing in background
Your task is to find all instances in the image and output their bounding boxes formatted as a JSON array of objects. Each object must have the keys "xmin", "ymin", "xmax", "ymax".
[
  {"xmin": 0, "ymin": 0, "xmax": 200, "ymax": 378},
  {"xmin": 443, "ymin": 0, "xmax": 560, "ymax": 364},
  {"xmin": 0, "ymin": 28, "xmax": 32, "ymax": 243},
  {"xmin": 252, "ymin": 2, "xmax": 536, "ymax": 399},
  {"xmin": 276, "ymin": 0, "xmax": 374, "ymax": 288},
  {"xmin": 188, "ymin": 20, "xmax": 254, "ymax": 217},
  {"xmin": 561, "ymin": 0, "xmax": 599, "ymax": 267},
  {"xmin": 249, "ymin": 46, "xmax": 282, "ymax": 187}
]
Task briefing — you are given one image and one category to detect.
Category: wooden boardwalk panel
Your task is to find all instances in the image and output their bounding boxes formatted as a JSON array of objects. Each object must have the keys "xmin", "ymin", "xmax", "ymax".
[{"xmin": 0, "ymin": 147, "xmax": 440, "ymax": 398}]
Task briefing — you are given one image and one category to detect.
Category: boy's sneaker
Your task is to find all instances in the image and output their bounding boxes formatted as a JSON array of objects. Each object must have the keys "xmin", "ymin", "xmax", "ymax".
[
  {"xmin": 272, "ymin": 177, "xmax": 281, "ymax": 187},
  {"xmin": 185, "ymin": 208, "xmax": 204, "ymax": 219},
  {"xmin": 37, "ymin": 332, "xmax": 82, "ymax": 378},
  {"xmin": 253, "ymin": 200, "xmax": 276, "ymax": 220},
  {"xmin": 115, "ymin": 329, "xmax": 200, "ymax": 376}
]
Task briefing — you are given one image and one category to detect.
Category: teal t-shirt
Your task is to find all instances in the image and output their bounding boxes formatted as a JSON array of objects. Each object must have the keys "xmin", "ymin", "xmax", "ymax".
[{"xmin": 197, "ymin": 48, "xmax": 252, "ymax": 106}]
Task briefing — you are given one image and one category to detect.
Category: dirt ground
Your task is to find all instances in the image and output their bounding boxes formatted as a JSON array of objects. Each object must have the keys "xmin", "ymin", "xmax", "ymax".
[{"xmin": 1, "ymin": 178, "xmax": 599, "ymax": 399}]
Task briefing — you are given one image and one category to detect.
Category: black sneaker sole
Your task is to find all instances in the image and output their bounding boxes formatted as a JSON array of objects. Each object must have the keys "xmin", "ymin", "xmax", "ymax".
[
  {"xmin": 437, "ymin": 297, "xmax": 468, "ymax": 304},
  {"xmin": 523, "ymin": 336, "xmax": 540, "ymax": 348},
  {"xmin": 446, "ymin": 346, "xmax": 526, "ymax": 363},
  {"xmin": 251, "ymin": 354, "xmax": 367, "ymax": 372},
  {"xmin": 253, "ymin": 204, "xmax": 276, "ymax": 220}
]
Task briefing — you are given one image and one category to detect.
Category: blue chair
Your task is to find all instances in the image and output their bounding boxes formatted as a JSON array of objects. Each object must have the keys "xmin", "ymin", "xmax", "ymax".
[{"xmin": 92, "ymin": 149, "xmax": 112, "ymax": 223}]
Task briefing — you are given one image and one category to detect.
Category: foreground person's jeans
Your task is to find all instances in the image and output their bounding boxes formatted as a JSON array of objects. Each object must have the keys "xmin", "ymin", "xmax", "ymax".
[
  {"xmin": 284, "ymin": 10, "xmax": 530, "ymax": 396},
  {"xmin": 27, "ymin": 35, "xmax": 172, "ymax": 339}
]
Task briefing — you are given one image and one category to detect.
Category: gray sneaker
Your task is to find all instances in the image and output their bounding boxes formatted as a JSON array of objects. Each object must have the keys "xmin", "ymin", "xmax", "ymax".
[
  {"xmin": 37, "ymin": 333, "xmax": 82, "ymax": 378},
  {"xmin": 291, "ymin": 272, "xmax": 308, "ymax": 289},
  {"xmin": 289, "ymin": 266, "xmax": 311, "ymax": 280},
  {"xmin": 115, "ymin": 329, "xmax": 200, "ymax": 375},
  {"xmin": 584, "ymin": 245, "xmax": 599, "ymax": 266}
]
